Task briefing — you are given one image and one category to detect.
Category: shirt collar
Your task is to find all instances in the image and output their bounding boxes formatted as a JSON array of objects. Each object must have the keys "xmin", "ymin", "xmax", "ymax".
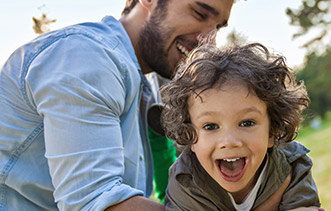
[{"xmin": 101, "ymin": 16, "xmax": 140, "ymax": 71}]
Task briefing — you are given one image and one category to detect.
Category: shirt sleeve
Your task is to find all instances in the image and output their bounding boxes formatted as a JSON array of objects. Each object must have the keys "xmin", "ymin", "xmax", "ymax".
[{"xmin": 26, "ymin": 34, "xmax": 143, "ymax": 210}]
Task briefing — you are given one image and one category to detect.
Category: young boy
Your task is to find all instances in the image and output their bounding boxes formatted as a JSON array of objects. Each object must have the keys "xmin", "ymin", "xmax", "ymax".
[{"xmin": 161, "ymin": 43, "xmax": 321, "ymax": 210}]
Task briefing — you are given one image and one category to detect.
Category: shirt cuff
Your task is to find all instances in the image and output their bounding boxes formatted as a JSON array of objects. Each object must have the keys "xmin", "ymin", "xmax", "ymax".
[{"xmin": 90, "ymin": 183, "xmax": 144, "ymax": 210}]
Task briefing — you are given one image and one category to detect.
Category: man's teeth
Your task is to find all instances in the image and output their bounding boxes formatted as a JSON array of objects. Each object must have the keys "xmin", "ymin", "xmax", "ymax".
[
  {"xmin": 223, "ymin": 158, "xmax": 240, "ymax": 162},
  {"xmin": 177, "ymin": 43, "xmax": 189, "ymax": 57}
]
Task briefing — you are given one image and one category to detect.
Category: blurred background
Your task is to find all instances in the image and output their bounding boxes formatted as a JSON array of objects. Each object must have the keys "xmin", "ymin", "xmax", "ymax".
[{"xmin": 0, "ymin": 0, "xmax": 330, "ymax": 208}]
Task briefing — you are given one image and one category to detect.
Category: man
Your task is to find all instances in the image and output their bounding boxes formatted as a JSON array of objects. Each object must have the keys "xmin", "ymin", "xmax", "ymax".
[{"xmin": 0, "ymin": 0, "xmax": 234, "ymax": 210}]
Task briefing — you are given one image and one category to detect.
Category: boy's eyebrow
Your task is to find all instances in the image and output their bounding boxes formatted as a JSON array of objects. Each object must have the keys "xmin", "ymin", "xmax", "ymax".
[
  {"xmin": 195, "ymin": 107, "xmax": 263, "ymax": 120},
  {"xmin": 195, "ymin": 1, "xmax": 219, "ymax": 17},
  {"xmin": 241, "ymin": 107, "xmax": 263, "ymax": 115},
  {"xmin": 195, "ymin": 111, "xmax": 216, "ymax": 120}
]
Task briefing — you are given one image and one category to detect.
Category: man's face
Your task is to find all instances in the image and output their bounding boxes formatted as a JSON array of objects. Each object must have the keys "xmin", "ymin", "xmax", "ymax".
[{"xmin": 137, "ymin": 0, "xmax": 234, "ymax": 78}]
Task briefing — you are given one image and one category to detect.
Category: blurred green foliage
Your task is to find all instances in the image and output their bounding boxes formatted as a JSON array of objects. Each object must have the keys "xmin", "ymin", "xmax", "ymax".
[
  {"xmin": 287, "ymin": 0, "xmax": 331, "ymax": 119},
  {"xmin": 296, "ymin": 49, "xmax": 331, "ymax": 119}
]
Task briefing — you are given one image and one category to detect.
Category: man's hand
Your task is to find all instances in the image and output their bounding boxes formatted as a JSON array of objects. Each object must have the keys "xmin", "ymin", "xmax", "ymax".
[{"xmin": 105, "ymin": 195, "xmax": 164, "ymax": 211}]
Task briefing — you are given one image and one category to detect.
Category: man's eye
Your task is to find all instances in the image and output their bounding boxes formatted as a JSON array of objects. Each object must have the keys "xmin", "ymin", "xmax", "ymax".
[
  {"xmin": 203, "ymin": 123, "xmax": 219, "ymax": 130},
  {"xmin": 194, "ymin": 10, "xmax": 206, "ymax": 20},
  {"xmin": 239, "ymin": 120, "xmax": 255, "ymax": 127}
]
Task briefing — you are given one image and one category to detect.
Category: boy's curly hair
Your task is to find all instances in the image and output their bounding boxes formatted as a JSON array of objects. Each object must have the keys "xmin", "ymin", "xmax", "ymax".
[{"xmin": 161, "ymin": 43, "xmax": 310, "ymax": 146}]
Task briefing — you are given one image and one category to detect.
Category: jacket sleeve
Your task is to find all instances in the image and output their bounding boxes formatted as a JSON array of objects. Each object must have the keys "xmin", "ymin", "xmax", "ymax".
[
  {"xmin": 279, "ymin": 151, "xmax": 321, "ymax": 210},
  {"xmin": 164, "ymin": 165, "xmax": 221, "ymax": 211}
]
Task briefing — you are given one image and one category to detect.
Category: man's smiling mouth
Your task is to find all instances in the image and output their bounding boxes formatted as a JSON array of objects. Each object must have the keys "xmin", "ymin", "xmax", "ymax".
[{"xmin": 176, "ymin": 42, "xmax": 190, "ymax": 58}]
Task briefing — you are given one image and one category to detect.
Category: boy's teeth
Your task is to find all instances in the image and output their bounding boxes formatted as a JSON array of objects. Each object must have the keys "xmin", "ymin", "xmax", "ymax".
[
  {"xmin": 223, "ymin": 158, "xmax": 240, "ymax": 162},
  {"xmin": 177, "ymin": 43, "xmax": 189, "ymax": 57}
]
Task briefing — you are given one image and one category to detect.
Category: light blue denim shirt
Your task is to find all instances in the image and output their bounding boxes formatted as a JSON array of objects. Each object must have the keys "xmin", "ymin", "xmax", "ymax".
[{"xmin": 0, "ymin": 16, "xmax": 153, "ymax": 210}]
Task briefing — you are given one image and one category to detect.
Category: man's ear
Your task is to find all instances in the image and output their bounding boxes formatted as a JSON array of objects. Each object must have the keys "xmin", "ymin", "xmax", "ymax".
[{"xmin": 139, "ymin": 0, "xmax": 156, "ymax": 12}]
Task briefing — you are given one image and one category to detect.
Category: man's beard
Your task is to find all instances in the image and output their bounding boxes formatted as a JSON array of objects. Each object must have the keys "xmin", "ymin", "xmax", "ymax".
[{"xmin": 137, "ymin": 9, "xmax": 174, "ymax": 79}]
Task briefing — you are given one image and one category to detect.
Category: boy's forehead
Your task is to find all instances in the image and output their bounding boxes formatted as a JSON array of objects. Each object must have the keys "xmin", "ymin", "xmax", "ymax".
[{"xmin": 187, "ymin": 80, "xmax": 254, "ymax": 103}]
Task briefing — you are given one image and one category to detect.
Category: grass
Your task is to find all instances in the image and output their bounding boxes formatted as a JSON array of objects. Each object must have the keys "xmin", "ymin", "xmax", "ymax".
[{"xmin": 296, "ymin": 114, "xmax": 331, "ymax": 210}]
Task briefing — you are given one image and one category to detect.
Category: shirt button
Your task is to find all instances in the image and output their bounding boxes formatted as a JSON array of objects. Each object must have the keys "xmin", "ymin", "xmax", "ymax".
[{"xmin": 140, "ymin": 155, "xmax": 144, "ymax": 161}]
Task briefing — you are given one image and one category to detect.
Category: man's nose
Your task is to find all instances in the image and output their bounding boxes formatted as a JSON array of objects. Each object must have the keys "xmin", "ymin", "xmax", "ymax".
[
  {"xmin": 196, "ymin": 23, "xmax": 218, "ymax": 44},
  {"xmin": 202, "ymin": 21, "xmax": 218, "ymax": 34}
]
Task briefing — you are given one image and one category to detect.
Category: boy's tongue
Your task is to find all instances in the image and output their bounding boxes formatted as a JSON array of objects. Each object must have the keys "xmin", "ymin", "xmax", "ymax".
[{"xmin": 220, "ymin": 158, "xmax": 245, "ymax": 177}]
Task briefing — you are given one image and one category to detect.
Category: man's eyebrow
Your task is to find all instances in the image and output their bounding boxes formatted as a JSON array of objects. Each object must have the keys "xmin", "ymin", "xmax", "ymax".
[{"xmin": 195, "ymin": 1, "xmax": 220, "ymax": 17}]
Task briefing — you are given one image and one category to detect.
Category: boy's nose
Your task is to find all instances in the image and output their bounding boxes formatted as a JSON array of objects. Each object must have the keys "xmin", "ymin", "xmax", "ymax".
[{"xmin": 218, "ymin": 129, "xmax": 243, "ymax": 149}]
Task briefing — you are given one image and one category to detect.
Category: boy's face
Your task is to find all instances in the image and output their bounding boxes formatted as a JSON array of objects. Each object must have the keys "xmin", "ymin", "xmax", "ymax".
[
  {"xmin": 189, "ymin": 82, "xmax": 274, "ymax": 200},
  {"xmin": 137, "ymin": 0, "xmax": 234, "ymax": 78}
]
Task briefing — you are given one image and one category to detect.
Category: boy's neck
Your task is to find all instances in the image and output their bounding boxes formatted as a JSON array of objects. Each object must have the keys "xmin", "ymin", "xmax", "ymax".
[{"xmin": 230, "ymin": 154, "xmax": 268, "ymax": 204}]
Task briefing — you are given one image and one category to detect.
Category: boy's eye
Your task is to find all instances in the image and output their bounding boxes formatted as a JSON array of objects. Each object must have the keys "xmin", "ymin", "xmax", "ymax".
[
  {"xmin": 203, "ymin": 123, "xmax": 219, "ymax": 130},
  {"xmin": 239, "ymin": 120, "xmax": 255, "ymax": 127}
]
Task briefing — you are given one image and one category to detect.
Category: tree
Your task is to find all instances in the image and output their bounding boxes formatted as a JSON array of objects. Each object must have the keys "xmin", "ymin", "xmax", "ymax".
[
  {"xmin": 286, "ymin": 0, "xmax": 331, "ymax": 54},
  {"xmin": 32, "ymin": 13, "xmax": 56, "ymax": 34},
  {"xmin": 287, "ymin": 0, "xmax": 331, "ymax": 118},
  {"xmin": 225, "ymin": 29, "xmax": 248, "ymax": 46},
  {"xmin": 32, "ymin": 5, "xmax": 56, "ymax": 34},
  {"xmin": 296, "ymin": 49, "xmax": 331, "ymax": 119}
]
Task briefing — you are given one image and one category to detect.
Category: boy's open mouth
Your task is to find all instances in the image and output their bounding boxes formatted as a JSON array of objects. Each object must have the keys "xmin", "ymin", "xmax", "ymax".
[{"xmin": 217, "ymin": 157, "xmax": 247, "ymax": 182}]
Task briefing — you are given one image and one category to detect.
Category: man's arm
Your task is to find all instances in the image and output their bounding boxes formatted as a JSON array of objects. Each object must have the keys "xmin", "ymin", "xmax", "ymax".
[
  {"xmin": 105, "ymin": 196, "xmax": 164, "ymax": 211},
  {"xmin": 29, "ymin": 34, "xmax": 147, "ymax": 210}
]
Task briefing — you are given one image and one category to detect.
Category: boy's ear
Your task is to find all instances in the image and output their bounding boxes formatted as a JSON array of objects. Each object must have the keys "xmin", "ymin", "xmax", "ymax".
[
  {"xmin": 191, "ymin": 144, "xmax": 196, "ymax": 152},
  {"xmin": 139, "ymin": 0, "xmax": 156, "ymax": 12},
  {"xmin": 268, "ymin": 136, "xmax": 274, "ymax": 148}
]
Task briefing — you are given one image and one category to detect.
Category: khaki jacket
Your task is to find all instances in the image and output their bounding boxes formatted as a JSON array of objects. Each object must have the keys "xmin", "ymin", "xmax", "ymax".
[{"xmin": 165, "ymin": 141, "xmax": 320, "ymax": 211}]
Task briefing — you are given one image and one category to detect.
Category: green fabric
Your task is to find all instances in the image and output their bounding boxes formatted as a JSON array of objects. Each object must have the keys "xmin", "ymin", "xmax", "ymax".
[{"xmin": 148, "ymin": 126, "xmax": 177, "ymax": 202}]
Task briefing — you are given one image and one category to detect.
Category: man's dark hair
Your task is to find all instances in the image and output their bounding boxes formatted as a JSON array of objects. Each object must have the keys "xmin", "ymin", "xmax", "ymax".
[
  {"xmin": 122, "ymin": 0, "xmax": 169, "ymax": 15},
  {"xmin": 122, "ymin": 0, "xmax": 139, "ymax": 15}
]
